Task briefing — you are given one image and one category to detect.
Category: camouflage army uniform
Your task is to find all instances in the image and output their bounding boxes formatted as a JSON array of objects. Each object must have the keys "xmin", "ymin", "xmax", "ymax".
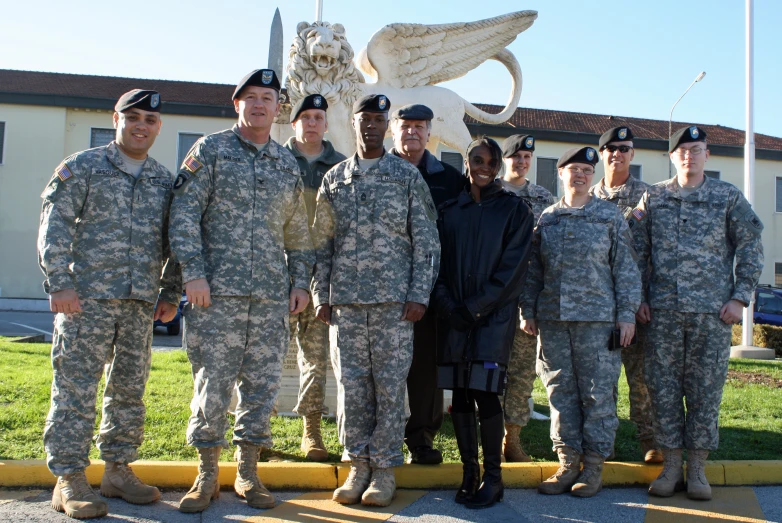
[
  {"xmin": 500, "ymin": 179, "xmax": 555, "ymax": 428},
  {"xmin": 38, "ymin": 142, "xmax": 179, "ymax": 476},
  {"xmin": 633, "ymin": 176, "xmax": 763, "ymax": 450},
  {"xmin": 311, "ymin": 152, "xmax": 440, "ymax": 469},
  {"xmin": 589, "ymin": 176, "xmax": 654, "ymax": 442},
  {"xmin": 170, "ymin": 126, "xmax": 313, "ymax": 449},
  {"xmin": 284, "ymin": 138, "xmax": 346, "ymax": 416},
  {"xmin": 520, "ymin": 197, "xmax": 641, "ymax": 458}
]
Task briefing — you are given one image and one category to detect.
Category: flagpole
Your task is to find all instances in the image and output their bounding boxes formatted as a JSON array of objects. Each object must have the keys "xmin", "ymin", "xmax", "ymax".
[
  {"xmin": 315, "ymin": 0, "xmax": 323, "ymax": 22},
  {"xmin": 741, "ymin": 0, "xmax": 756, "ymax": 345}
]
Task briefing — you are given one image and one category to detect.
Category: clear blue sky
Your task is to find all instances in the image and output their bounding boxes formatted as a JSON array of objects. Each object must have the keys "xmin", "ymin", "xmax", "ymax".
[{"xmin": 2, "ymin": 0, "xmax": 780, "ymax": 138}]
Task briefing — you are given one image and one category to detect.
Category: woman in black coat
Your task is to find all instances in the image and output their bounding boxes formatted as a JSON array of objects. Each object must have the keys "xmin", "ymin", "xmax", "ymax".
[{"xmin": 434, "ymin": 137, "xmax": 534, "ymax": 509}]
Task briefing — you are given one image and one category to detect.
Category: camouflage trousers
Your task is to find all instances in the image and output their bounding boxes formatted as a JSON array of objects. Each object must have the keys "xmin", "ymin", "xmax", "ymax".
[
  {"xmin": 536, "ymin": 320, "xmax": 621, "ymax": 458},
  {"xmin": 290, "ymin": 299, "xmax": 329, "ymax": 416},
  {"xmin": 617, "ymin": 324, "xmax": 655, "ymax": 441},
  {"xmin": 44, "ymin": 299, "xmax": 154, "ymax": 476},
  {"xmin": 503, "ymin": 327, "xmax": 537, "ymax": 427},
  {"xmin": 330, "ymin": 302, "xmax": 414, "ymax": 469},
  {"xmin": 184, "ymin": 296, "xmax": 288, "ymax": 449},
  {"xmin": 645, "ymin": 309, "xmax": 731, "ymax": 450}
]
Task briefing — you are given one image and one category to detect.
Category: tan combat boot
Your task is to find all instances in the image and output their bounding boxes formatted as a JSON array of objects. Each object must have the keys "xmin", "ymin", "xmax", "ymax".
[
  {"xmin": 361, "ymin": 467, "xmax": 396, "ymax": 507},
  {"xmin": 100, "ymin": 461, "xmax": 160, "ymax": 504},
  {"xmin": 52, "ymin": 470, "xmax": 109, "ymax": 519},
  {"xmin": 641, "ymin": 439, "xmax": 664, "ymax": 464},
  {"xmin": 570, "ymin": 452, "xmax": 604, "ymax": 498},
  {"xmin": 234, "ymin": 443, "xmax": 275, "ymax": 508},
  {"xmin": 538, "ymin": 446, "xmax": 581, "ymax": 495},
  {"xmin": 179, "ymin": 446, "xmax": 221, "ymax": 513},
  {"xmin": 503, "ymin": 424, "xmax": 532, "ymax": 462},
  {"xmin": 686, "ymin": 449, "xmax": 712, "ymax": 500},
  {"xmin": 648, "ymin": 448, "xmax": 685, "ymax": 497},
  {"xmin": 301, "ymin": 413, "xmax": 329, "ymax": 461},
  {"xmin": 333, "ymin": 460, "xmax": 371, "ymax": 505}
]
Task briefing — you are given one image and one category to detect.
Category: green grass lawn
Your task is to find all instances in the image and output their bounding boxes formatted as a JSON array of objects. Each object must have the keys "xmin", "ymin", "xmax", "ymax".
[{"xmin": 1, "ymin": 337, "xmax": 781, "ymax": 463}]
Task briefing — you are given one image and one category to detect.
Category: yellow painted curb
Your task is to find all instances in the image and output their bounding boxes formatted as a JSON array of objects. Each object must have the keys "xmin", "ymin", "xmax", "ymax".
[
  {"xmin": 722, "ymin": 460, "xmax": 782, "ymax": 485},
  {"xmin": 502, "ymin": 463, "xmax": 542, "ymax": 488},
  {"xmin": 604, "ymin": 462, "xmax": 661, "ymax": 485}
]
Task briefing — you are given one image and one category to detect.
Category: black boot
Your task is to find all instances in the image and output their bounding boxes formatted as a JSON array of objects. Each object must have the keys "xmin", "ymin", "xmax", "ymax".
[
  {"xmin": 451, "ymin": 411, "xmax": 480, "ymax": 504},
  {"xmin": 466, "ymin": 412, "xmax": 504, "ymax": 509}
]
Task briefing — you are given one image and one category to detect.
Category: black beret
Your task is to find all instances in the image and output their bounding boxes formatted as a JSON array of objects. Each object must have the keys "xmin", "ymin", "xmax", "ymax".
[
  {"xmin": 502, "ymin": 134, "xmax": 535, "ymax": 157},
  {"xmin": 557, "ymin": 146, "xmax": 599, "ymax": 168},
  {"xmin": 291, "ymin": 94, "xmax": 328, "ymax": 122},
  {"xmin": 233, "ymin": 69, "xmax": 281, "ymax": 99},
  {"xmin": 353, "ymin": 94, "xmax": 391, "ymax": 114},
  {"xmin": 599, "ymin": 126, "xmax": 634, "ymax": 149},
  {"xmin": 669, "ymin": 125, "xmax": 707, "ymax": 153},
  {"xmin": 391, "ymin": 104, "xmax": 433, "ymax": 121},
  {"xmin": 115, "ymin": 89, "xmax": 161, "ymax": 113}
]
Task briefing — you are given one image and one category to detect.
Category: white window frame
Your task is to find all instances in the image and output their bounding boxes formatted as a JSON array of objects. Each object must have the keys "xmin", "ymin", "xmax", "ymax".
[
  {"xmin": 177, "ymin": 131, "xmax": 204, "ymax": 168},
  {"xmin": 776, "ymin": 176, "xmax": 782, "ymax": 213},
  {"xmin": 630, "ymin": 164, "xmax": 643, "ymax": 181},
  {"xmin": 0, "ymin": 121, "xmax": 6, "ymax": 165},
  {"xmin": 705, "ymin": 170, "xmax": 721, "ymax": 181},
  {"xmin": 534, "ymin": 156, "xmax": 560, "ymax": 197},
  {"xmin": 439, "ymin": 151, "xmax": 464, "ymax": 174},
  {"xmin": 775, "ymin": 261, "xmax": 782, "ymax": 287},
  {"xmin": 89, "ymin": 126, "xmax": 115, "ymax": 149}
]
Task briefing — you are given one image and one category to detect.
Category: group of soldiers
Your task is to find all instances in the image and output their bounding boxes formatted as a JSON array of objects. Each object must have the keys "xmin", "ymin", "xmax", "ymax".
[{"xmin": 37, "ymin": 64, "xmax": 763, "ymax": 519}]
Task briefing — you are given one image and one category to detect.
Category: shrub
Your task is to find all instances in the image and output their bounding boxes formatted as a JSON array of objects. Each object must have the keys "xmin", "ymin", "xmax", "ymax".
[{"xmin": 732, "ymin": 324, "xmax": 782, "ymax": 357}]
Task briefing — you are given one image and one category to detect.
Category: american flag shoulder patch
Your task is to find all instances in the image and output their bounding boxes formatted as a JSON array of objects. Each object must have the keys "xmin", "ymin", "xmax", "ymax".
[
  {"xmin": 56, "ymin": 164, "xmax": 73, "ymax": 182},
  {"xmin": 183, "ymin": 155, "xmax": 203, "ymax": 174},
  {"xmin": 632, "ymin": 208, "xmax": 646, "ymax": 221}
]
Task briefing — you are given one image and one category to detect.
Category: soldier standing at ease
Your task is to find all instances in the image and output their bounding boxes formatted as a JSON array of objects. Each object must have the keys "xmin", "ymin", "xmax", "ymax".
[
  {"xmin": 634, "ymin": 126, "xmax": 763, "ymax": 501},
  {"xmin": 312, "ymin": 94, "xmax": 440, "ymax": 507},
  {"xmin": 521, "ymin": 147, "xmax": 641, "ymax": 498},
  {"xmin": 589, "ymin": 126, "xmax": 661, "ymax": 464},
  {"xmin": 389, "ymin": 103, "xmax": 465, "ymax": 465},
  {"xmin": 38, "ymin": 89, "xmax": 180, "ymax": 519},
  {"xmin": 169, "ymin": 69, "xmax": 313, "ymax": 513},
  {"xmin": 499, "ymin": 134, "xmax": 554, "ymax": 462},
  {"xmin": 284, "ymin": 93, "xmax": 347, "ymax": 461}
]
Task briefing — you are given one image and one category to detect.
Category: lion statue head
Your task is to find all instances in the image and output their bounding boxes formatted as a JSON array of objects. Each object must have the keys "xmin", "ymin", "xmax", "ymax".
[{"xmin": 285, "ymin": 21, "xmax": 365, "ymax": 112}]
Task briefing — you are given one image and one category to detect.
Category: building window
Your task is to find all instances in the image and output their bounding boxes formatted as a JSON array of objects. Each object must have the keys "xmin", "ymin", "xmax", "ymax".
[
  {"xmin": 536, "ymin": 158, "xmax": 559, "ymax": 197},
  {"xmin": 776, "ymin": 263, "xmax": 782, "ymax": 286},
  {"xmin": 178, "ymin": 133, "xmax": 203, "ymax": 168},
  {"xmin": 705, "ymin": 170, "xmax": 720, "ymax": 180},
  {"xmin": 440, "ymin": 152, "xmax": 463, "ymax": 174},
  {"xmin": 90, "ymin": 128, "xmax": 115, "ymax": 148},
  {"xmin": 0, "ymin": 121, "xmax": 5, "ymax": 164},
  {"xmin": 776, "ymin": 177, "xmax": 782, "ymax": 213},
  {"xmin": 629, "ymin": 164, "xmax": 642, "ymax": 180}
]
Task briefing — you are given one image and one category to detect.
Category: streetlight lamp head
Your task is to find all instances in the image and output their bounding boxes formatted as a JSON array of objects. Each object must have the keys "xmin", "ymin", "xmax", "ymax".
[{"xmin": 696, "ymin": 71, "xmax": 706, "ymax": 82}]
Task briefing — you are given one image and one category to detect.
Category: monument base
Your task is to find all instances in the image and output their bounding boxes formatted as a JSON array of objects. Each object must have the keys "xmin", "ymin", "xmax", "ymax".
[{"xmin": 730, "ymin": 344, "xmax": 776, "ymax": 360}]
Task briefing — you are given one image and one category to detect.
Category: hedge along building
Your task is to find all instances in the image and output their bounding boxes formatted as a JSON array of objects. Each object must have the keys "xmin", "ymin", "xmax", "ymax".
[{"xmin": 2, "ymin": 69, "xmax": 782, "ymax": 302}]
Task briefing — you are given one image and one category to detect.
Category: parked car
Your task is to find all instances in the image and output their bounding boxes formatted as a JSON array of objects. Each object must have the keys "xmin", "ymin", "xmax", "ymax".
[
  {"xmin": 153, "ymin": 294, "xmax": 187, "ymax": 335},
  {"xmin": 753, "ymin": 286, "xmax": 782, "ymax": 327}
]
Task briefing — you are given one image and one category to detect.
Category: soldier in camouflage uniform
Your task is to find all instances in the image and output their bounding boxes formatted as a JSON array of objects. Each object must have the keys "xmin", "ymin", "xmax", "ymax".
[
  {"xmin": 634, "ymin": 126, "xmax": 763, "ymax": 501},
  {"xmin": 169, "ymin": 70, "xmax": 314, "ymax": 513},
  {"xmin": 311, "ymin": 94, "xmax": 440, "ymax": 507},
  {"xmin": 588, "ymin": 126, "xmax": 661, "ymax": 464},
  {"xmin": 38, "ymin": 89, "xmax": 180, "ymax": 519},
  {"xmin": 520, "ymin": 147, "xmax": 641, "ymax": 498},
  {"xmin": 499, "ymin": 134, "xmax": 555, "ymax": 462},
  {"xmin": 284, "ymin": 94, "xmax": 347, "ymax": 461}
]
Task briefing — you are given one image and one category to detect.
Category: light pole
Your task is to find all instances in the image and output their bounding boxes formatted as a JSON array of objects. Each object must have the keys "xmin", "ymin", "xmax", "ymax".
[{"xmin": 668, "ymin": 71, "xmax": 706, "ymax": 177}]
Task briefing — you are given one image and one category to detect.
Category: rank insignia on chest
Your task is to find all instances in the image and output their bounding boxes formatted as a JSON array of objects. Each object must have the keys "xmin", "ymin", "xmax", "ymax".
[
  {"xmin": 183, "ymin": 155, "xmax": 203, "ymax": 174},
  {"xmin": 632, "ymin": 208, "xmax": 645, "ymax": 221},
  {"xmin": 56, "ymin": 164, "xmax": 73, "ymax": 182}
]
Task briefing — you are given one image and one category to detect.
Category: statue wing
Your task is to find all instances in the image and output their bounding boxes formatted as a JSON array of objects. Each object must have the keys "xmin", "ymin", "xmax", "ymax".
[{"xmin": 361, "ymin": 10, "xmax": 537, "ymax": 88}]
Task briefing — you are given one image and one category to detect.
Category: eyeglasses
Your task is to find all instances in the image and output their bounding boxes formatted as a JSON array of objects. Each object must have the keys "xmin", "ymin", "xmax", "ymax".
[
  {"xmin": 602, "ymin": 145, "xmax": 633, "ymax": 153},
  {"xmin": 675, "ymin": 146, "xmax": 705, "ymax": 157},
  {"xmin": 564, "ymin": 166, "xmax": 595, "ymax": 175}
]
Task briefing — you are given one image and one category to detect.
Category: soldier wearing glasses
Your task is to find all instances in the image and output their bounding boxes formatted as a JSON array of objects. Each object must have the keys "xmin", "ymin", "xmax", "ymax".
[
  {"xmin": 589, "ymin": 126, "xmax": 660, "ymax": 464},
  {"xmin": 633, "ymin": 126, "xmax": 763, "ymax": 501}
]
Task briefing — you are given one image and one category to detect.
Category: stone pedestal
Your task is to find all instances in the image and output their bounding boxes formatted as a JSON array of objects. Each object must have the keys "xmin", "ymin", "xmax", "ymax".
[{"xmin": 730, "ymin": 344, "xmax": 776, "ymax": 360}]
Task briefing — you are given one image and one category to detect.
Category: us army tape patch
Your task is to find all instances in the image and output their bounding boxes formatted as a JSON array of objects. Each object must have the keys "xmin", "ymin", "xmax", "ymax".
[
  {"xmin": 183, "ymin": 155, "xmax": 203, "ymax": 174},
  {"xmin": 56, "ymin": 164, "xmax": 73, "ymax": 182}
]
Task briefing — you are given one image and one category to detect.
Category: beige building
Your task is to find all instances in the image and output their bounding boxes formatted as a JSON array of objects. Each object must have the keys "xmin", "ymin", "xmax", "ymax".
[{"xmin": 1, "ymin": 70, "xmax": 781, "ymax": 301}]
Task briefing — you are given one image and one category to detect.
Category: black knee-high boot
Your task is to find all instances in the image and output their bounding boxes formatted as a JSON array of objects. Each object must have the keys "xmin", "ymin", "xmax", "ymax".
[
  {"xmin": 466, "ymin": 412, "xmax": 504, "ymax": 509},
  {"xmin": 451, "ymin": 411, "xmax": 480, "ymax": 504}
]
